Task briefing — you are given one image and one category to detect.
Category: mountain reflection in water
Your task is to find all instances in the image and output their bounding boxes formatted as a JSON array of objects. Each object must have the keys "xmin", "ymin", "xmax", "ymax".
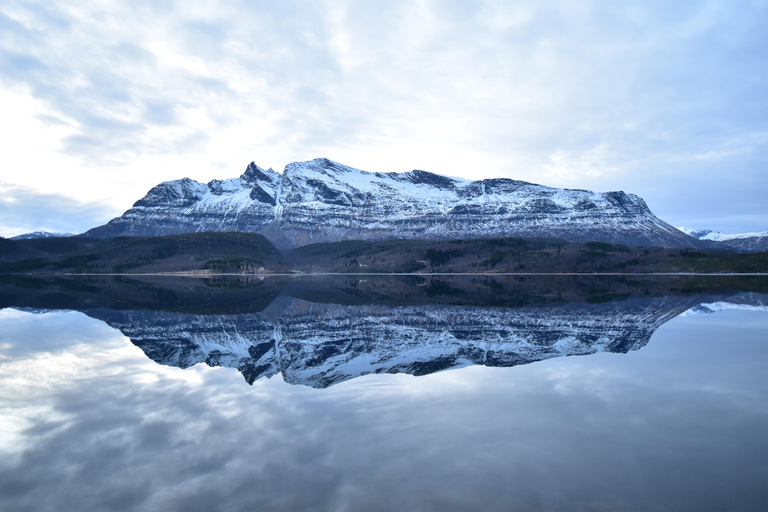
[{"xmin": 4, "ymin": 274, "xmax": 768, "ymax": 387}]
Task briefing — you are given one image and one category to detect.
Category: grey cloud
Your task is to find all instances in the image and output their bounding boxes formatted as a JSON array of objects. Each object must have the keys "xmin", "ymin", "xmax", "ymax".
[
  {"xmin": 0, "ymin": 310, "xmax": 120, "ymax": 359},
  {"xmin": 0, "ymin": 4, "xmax": 223, "ymax": 162},
  {"xmin": 188, "ymin": 75, "xmax": 234, "ymax": 94},
  {"xmin": 143, "ymin": 100, "xmax": 177, "ymax": 126},
  {"xmin": 0, "ymin": 1, "xmax": 766, "ymax": 230},
  {"xmin": 0, "ymin": 50, "xmax": 46, "ymax": 74},
  {"xmin": 0, "ymin": 184, "xmax": 118, "ymax": 237},
  {"xmin": 639, "ymin": 154, "xmax": 768, "ymax": 233},
  {"xmin": 179, "ymin": 20, "xmax": 229, "ymax": 57}
]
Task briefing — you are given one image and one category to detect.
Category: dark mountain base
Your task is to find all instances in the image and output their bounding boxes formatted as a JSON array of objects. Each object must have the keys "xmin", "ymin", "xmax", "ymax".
[
  {"xmin": 1, "ymin": 232, "xmax": 767, "ymax": 275},
  {"xmin": 0, "ymin": 232, "xmax": 285, "ymax": 274}
]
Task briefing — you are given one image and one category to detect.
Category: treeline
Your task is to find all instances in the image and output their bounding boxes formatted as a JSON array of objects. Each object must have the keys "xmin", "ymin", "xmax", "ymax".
[
  {"xmin": 287, "ymin": 237, "xmax": 768, "ymax": 274},
  {"xmin": 1, "ymin": 232, "xmax": 767, "ymax": 275}
]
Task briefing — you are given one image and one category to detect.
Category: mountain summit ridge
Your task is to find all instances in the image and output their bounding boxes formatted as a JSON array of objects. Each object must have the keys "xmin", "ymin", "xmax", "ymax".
[{"xmin": 85, "ymin": 157, "xmax": 700, "ymax": 249}]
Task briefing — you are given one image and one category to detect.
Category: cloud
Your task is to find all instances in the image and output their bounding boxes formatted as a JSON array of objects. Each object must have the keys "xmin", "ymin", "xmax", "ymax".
[
  {"xmin": 0, "ymin": 182, "xmax": 117, "ymax": 237},
  {"xmin": 0, "ymin": 0, "xmax": 766, "ymax": 231}
]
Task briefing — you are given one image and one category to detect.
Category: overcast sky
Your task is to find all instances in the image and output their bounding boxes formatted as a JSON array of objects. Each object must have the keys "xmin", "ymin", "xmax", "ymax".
[{"xmin": 0, "ymin": 0, "xmax": 766, "ymax": 237}]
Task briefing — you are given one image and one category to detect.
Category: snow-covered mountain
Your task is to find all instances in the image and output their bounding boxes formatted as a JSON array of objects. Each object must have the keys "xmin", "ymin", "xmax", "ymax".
[
  {"xmin": 10, "ymin": 231, "xmax": 74, "ymax": 240},
  {"xmin": 85, "ymin": 158, "xmax": 699, "ymax": 249},
  {"xmin": 83, "ymin": 294, "xmax": 735, "ymax": 388},
  {"xmin": 679, "ymin": 227, "xmax": 768, "ymax": 252}
]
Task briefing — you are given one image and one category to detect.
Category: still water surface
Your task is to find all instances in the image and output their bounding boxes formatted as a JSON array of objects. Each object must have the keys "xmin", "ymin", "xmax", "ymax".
[{"xmin": 0, "ymin": 276, "xmax": 767, "ymax": 511}]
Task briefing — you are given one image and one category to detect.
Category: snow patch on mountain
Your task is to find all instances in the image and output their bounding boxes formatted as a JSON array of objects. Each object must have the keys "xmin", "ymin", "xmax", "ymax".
[
  {"xmin": 10, "ymin": 231, "xmax": 74, "ymax": 240},
  {"xmin": 681, "ymin": 302, "xmax": 768, "ymax": 316},
  {"xmin": 679, "ymin": 227, "xmax": 768, "ymax": 241}
]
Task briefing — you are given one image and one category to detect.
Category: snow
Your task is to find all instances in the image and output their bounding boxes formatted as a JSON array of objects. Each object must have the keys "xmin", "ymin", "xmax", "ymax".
[
  {"xmin": 681, "ymin": 302, "xmax": 768, "ymax": 316},
  {"xmin": 193, "ymin": 181, "xmax": 253, "ymax": 213},
  {"xmin": 284, "ymin": 158, "xmax": 467, "ymax": 199},
  {"xmin": 279, "ymin": 158, "xmax": 636, "ymax": 213},
  {"xmin": 10, "ymin": 231, "xmax": 75, "ymax": 240},
  {"xmin": 678, "ymin": 227, "xmax": 768, "ymax": 241}
]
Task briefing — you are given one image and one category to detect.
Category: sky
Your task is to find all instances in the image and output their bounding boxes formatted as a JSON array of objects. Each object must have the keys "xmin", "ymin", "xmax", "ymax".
[{"xmin": 0, "ymin": 0, "xmax": 766, "ymax": 237}]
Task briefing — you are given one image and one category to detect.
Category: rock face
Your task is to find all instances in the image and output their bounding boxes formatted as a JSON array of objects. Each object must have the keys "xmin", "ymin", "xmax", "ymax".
[
  {"xmin": 86, "ymin": 158, "xmax": 700, "ymax": 249},
  {"xmin": 85, "ymin": 295, "xmax": 708, "ymax": 388}
]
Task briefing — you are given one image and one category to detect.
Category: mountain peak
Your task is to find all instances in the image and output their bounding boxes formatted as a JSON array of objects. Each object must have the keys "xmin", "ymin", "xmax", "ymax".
[{"xmin": 240, "ymin": 162, "xmax": 277, "ymax": 184}]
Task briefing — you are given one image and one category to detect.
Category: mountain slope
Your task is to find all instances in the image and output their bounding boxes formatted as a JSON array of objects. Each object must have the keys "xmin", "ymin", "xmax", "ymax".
[{"xmin": 85, "ymin": 158, "xmax": 702, "ymax": 249}]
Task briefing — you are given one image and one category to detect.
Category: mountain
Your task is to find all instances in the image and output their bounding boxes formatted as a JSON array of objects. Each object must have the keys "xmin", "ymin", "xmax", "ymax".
[
  {"xmin": 81, "ymin": 291, "xmax": 768, "ymax": 388},
  {"xmin": 680, "ymin": 227, "xmax": 768, "ymax": 252},
  {"xmin": 85, "ymin": 158, "xmax": 701, "ymax": 249},
  {"xmin": 10, "ymin": 231, "xmax": 74, "ymax": 240}
]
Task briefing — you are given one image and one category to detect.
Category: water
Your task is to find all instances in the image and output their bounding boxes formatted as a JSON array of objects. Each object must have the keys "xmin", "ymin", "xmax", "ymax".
[{"xmin": 0, "ymin": 275, "xmax": 767, "ymax": 511}]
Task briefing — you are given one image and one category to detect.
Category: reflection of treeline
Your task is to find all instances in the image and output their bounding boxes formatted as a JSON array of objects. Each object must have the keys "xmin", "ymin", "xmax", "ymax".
[{"xmin": 2, "ymin": 273, "xmax": 768, "ymax": 316}]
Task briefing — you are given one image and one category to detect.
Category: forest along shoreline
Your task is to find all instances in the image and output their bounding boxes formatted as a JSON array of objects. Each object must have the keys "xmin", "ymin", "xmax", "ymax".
[{"xmin": 1, "ymin": 232, "xmax": 768, "ymax": 275}]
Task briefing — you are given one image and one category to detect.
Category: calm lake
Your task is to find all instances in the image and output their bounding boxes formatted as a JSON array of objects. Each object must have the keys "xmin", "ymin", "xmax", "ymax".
[{"xmin": 1, "ymin": 275, "xmax": 767, "ymax": 511}]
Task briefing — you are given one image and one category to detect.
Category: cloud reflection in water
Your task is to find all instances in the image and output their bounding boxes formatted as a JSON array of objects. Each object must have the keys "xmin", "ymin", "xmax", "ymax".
[{"xmin": 0, "ymin": 309, "xmax": 767, "ymax": 511}]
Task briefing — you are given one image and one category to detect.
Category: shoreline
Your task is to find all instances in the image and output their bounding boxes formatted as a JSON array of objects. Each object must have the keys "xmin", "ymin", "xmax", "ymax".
[{"xmin": 18, "ymin": 271, "xmax": 768, "ymax": 277}]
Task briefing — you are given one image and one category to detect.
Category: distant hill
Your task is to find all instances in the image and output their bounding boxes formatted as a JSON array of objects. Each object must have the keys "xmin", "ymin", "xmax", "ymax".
[
  {"xmin": 680, "ymin": 227, "xmax": 768, "ymax": 252},
  {"xmin": 10, "ymin": 231, "xmax": 74, "ymax": 240}
]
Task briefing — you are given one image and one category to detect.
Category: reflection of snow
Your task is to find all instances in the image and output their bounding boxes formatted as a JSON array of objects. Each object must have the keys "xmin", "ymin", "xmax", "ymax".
[
  {"xmin": 679, "ymin": 227, "xmax": 768, "ymax": 241},
  {"xmin": 10, "ymin": 307, "xmax": 74, "ymax": 315},
  {"xmin": 89, "ymin": 296, "xmax": 699, "ymax": 388},
  {"xmin": 681, "ymin": 302, "xmax": 768, "ymax": 316}
]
